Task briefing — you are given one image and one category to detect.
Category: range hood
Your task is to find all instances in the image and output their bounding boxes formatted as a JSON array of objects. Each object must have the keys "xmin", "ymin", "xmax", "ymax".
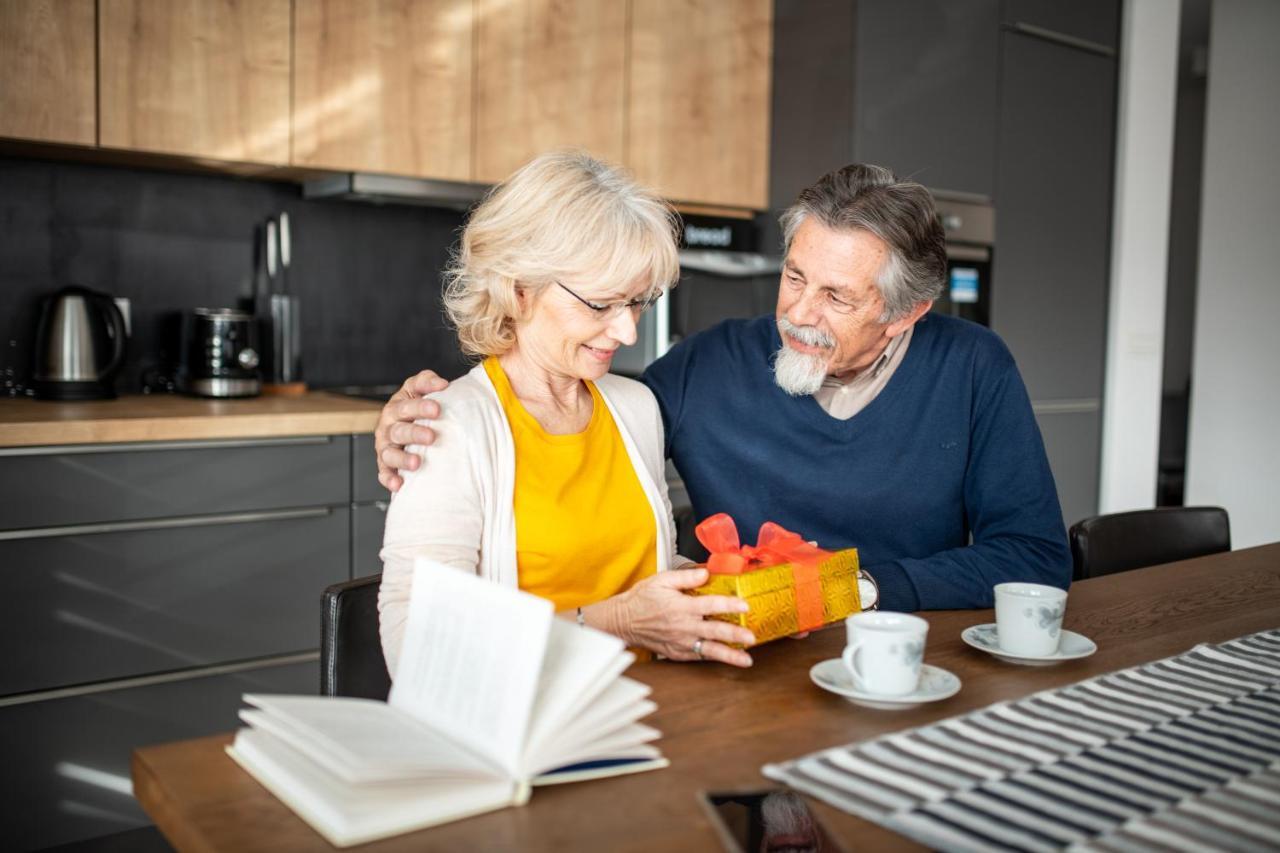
[{"xmin": 303, "ymin": 173, "xmax": 490, "ymax": 209}]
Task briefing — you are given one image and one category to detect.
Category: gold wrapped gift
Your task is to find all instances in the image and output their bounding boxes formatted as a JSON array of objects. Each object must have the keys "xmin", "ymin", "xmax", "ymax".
[{"xmin": 689, "ymin": 514, "xmax": 862, "ymax": 648}]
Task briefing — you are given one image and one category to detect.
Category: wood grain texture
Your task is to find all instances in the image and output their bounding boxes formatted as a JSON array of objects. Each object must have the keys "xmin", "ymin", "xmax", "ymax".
[
  {"xmin": 628, "ymin": 0, "xmax": 773, "ymax": 210},
  {"xmin": 0, "ymin": 0, "xmax": 96, "ymax": 145},
  {"xmin": 132, "ymin": 544, "xmax": 1280, "ymax": 851},
  {"xmin": 0, "ymin": 393, "xmax": 379, "ymax": 447},
  {"xmin": 98, "ymin": 0, "xmax": 291, "ymax": 163},
  {"xmin": 473, "ymin": 0, "xmax": 627, "ymax": 182},
  {"xmin": 292, "ymin": 0, "xmax": 472, "ymax": 180}
]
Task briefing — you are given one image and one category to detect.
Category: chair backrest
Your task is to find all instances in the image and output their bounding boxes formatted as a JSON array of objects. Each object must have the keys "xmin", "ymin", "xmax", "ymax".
[
  {"xmin": 1069, "ymin": 506, "xmax": 1231, "ymax": 581},
  {"xmin": 320, "ymin": 574, "xmax": 392, "ymax": 700}
]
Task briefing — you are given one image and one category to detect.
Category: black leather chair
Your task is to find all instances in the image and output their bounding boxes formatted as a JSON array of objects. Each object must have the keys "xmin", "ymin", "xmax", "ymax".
[
  {"xmin": 320, "ymin": 574, "xmax": 392, "ymax": 700},
  {"xmin": 1069, "ymin": 506, "xmax": 1231, "ymax": 581}
]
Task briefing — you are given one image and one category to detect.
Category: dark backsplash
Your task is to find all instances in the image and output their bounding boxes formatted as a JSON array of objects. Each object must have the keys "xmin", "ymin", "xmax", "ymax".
[{"xmin": 0, "ymin": 157, "xmax": 473, "ymax": 395}]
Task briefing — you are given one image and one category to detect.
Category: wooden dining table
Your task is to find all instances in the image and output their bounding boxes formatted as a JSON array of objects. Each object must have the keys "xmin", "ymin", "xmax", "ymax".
[{"xmin": 132, "ymin": 542, "xmax": 1280, "ymax": 851}]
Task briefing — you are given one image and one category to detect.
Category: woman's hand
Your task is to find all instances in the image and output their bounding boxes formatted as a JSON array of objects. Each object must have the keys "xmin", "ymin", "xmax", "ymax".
[
  {"xmin": 376, "ymin": 370, "xmax": 451, "ymax": 492},
  {"xmin": 597, "ymin": 568, "xmax": 756, "ymax": 667}
]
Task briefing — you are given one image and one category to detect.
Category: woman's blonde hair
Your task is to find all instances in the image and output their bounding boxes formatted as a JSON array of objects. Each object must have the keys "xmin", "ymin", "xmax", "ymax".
[{"xmin": 443, "ymin": 150, "xmax": 680, "ymax": 358}]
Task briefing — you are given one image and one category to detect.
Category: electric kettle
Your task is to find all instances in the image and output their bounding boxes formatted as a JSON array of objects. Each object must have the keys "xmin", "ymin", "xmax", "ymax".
[{"xmin": 31, "ymin": 285, "xmax": 128, "ymax": 400}]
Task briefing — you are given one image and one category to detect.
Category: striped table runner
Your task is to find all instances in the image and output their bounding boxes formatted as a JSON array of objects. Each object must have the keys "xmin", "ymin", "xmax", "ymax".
[{"xmin": 763, "ymin": 629, "xmax": 1280, "ymax": 852}]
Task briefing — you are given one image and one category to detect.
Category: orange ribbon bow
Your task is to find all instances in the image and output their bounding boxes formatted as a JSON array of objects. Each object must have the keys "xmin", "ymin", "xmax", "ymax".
[{"xmin": 695, "ymin": 513, "xmax": 830, "ymax": 632}]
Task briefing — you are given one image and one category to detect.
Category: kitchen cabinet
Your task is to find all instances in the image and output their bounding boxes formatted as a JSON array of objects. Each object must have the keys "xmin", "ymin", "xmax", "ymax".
[
  {"xmin": 853, "ymin": 0, "xmax": 1000, "ymax": 198},
  {"xmin": 0, "ymin": 0, "xmax": 96, "ymax": 146},
  {"xmin": 628, "ymin": 0, "xmax": 773, "ymax": 210},
  {"xmin": 1003, "ymin": 0, "xmax": 1121, "ymax": 52},
  {"xmin": 0, "ymin": 433, "xmax": 362, "ymax": 850},
  {"xmin": 292, "ymin": 0, "xmax": 473, "ymax": 180},
  {"xmin": 991, "ymin": 31, "xmax": 1115, "ymax": 403},
  {"xmin": 769, "ymin": 0, "xmax": 999, "ymax": 206},
  {"xmin": 474, "ymin": 0, "xmax": 627, "ymax": 183},
  {"xmin": 3, "ymin": 658, "xmax": 317, "ymax": 851},
  {"xmin": 992, "ymin": 28, "xmax": 1117, "ymax": 523},
  {"xmin": 97, "ymin": 0, "xmax": 292, "ymax": 163},
  {"xmin": 351, "ymin": 434, "xmax": 389, "ymax": 576}
]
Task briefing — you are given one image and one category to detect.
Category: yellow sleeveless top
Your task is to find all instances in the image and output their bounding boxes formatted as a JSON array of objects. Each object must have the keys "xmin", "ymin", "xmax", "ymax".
[{"xmin": 484, "ymin": 357, "xmax": 658, "ymax": 611}]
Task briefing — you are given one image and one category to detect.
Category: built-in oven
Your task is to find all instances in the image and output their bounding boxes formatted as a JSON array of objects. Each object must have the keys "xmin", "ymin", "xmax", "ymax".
[{"xmin": 932, "ymin": 194, "xmax": 996, "ymax": 327}]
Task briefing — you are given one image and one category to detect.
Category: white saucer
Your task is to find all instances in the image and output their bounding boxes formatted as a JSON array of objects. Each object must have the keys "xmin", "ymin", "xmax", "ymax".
[
  {"xmin": 961, "ymin": 623, "xmax": 1098, "ymax": 666},
  {"xmin": 810, "ymin": 660, "xmax": 961, "ymax": 709}
]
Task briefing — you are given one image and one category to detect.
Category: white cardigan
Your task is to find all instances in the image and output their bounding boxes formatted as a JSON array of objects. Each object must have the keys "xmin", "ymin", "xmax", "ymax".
[{"xmin": 378, "ymin": 362, "xmax": 687, "ymax": 676}]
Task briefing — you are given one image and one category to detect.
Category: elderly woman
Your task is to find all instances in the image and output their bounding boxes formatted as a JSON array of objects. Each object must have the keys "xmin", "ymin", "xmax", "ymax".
[{"xmin": 378, "ymin": 151, "xmax": 754, "ymax": 675}]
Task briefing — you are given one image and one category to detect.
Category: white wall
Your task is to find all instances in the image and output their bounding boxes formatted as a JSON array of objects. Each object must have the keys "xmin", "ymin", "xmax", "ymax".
[
  {"xmin": 1098, "ymin": 0, "xmax": 1180, "ymax": 513},
  {"xmin": 1185, "ymin": 0, "xmax": 1280, "ymax": 548}
]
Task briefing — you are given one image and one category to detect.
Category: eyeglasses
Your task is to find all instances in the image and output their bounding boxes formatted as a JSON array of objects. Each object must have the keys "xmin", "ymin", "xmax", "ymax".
[{"xmin": 556, "ymin": 281, "xmax": 662, "ymax": 319}]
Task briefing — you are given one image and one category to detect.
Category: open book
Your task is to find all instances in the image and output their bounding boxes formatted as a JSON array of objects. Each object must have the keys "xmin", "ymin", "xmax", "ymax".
[{"xmin": 226, "ymin": 559, "xmax": 667, "ymax": 847}]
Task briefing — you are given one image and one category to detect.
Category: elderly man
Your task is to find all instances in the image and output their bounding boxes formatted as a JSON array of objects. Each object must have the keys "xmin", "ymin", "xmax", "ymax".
[{"xmin": 375, "ymin": 164, "xmax": 1071, "ymax": 611}]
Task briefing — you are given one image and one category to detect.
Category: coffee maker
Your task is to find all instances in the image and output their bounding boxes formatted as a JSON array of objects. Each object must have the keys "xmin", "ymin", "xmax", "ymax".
[{"xmin": 31, "ymin": 286, "xmax": 128, "ymax": 400}]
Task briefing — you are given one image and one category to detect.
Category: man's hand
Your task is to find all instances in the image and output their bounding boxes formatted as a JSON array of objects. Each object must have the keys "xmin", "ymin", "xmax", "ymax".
[{"xmin": 376, "ymin": 370, "xmax": 451, "ymax": 492}]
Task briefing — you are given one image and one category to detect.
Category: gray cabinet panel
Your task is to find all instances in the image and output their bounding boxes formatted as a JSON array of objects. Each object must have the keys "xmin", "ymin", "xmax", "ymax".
[
  {"xmin": 0, "ymin": 508, "xmax": 348, "ymax": 696},
  {"xmin": 352, "ymin": 501, "xmax": 388, "ymax": 578},
  {"xmin": 1003, "ymin": 0, "xmax": 1120, "ymax": 51},
  {"xmin": 768, "ymin": 0, "xmax": 856, "ymax": 212},
  {"xmin": 0, "ymin": 436, "xmax": 350, "ymax": 531},
  {"xmin": 0, "ymin": 659, "xmax": 317, "ymax": 852},
  {"xmin": 1036, "ymin": 408, "xmax": 1101, "ymax": 527},
  {"xmin": 854, "ymin": 0, "xmax": 1000, "ymax": 197},
  {"xmin": 352, "ymin": 434, "xmax": 388, "ymax": 504},
  {"xmin": 992, "ymin": 32, "xmax": 1116, "ymax": 401}
]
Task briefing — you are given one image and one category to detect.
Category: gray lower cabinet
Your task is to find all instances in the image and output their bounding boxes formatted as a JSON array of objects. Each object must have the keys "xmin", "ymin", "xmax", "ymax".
[
  {"xmin": 352, "ymin": 500, "xmax": 388, "ymax": 578},
  {"xmin": 0, "ymin": 435, "xmax": 348, "ymax": 531},
  {"xmin": 1, "ymin": 658, "xmax": 317, "ymax": 852},
  {"xmin": 0, "ymin": 433, "xmax": 365, "ymax": 849},
  {"xmin": 351, "ymin": 434, "xmax": 390, "ymax": 578},
  {"xmin": 0, "ymin": 507, "xmax": 348, "ymax": 696}
]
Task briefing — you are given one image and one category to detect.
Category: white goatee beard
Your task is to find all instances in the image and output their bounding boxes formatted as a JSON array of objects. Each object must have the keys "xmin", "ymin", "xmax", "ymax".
[{"xmin": 773, "ymin": 345, "xmax": 829, "ymax": 396}]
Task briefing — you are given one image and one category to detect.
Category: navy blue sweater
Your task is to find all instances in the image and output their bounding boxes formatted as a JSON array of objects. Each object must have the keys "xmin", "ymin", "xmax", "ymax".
[{"xmin": 640, "ymin": 313, "xmax": 1070, "ymax": 611}]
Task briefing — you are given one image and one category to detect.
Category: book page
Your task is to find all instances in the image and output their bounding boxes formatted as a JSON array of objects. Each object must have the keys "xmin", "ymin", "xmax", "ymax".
[
  {"xmin": 524, "ymin": 676, "xmax": 653, "ymax": 772},
  {"xmin": 519, "ymin": 617, "xmax": 627, "ymax": 771},
  {"xmin": 227, "ymin": 729, "xmax": 519, "ymax": 848},
  {"xmin": 389, "ymin": 559, "xmax": 553, "ymax": 776},
  {"xmin": 240, "ymin": 695, "xmax": 501, "ymax": 783}
]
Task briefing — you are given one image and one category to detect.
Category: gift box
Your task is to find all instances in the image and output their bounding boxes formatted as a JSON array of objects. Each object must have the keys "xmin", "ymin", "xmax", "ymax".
[{"xmin": 690, "ymin": 514, "xmax": 862, "ymax": 647}]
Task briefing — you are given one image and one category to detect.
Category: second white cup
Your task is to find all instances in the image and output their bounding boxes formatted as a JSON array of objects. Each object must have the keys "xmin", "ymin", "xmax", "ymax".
[
  {"xmin": 994, "ymin": 582, "xmax": 1068, "ymax": 656},
  {"xmin": 842, "ymin": 611, "xmax": 928, "ymax": 696}
]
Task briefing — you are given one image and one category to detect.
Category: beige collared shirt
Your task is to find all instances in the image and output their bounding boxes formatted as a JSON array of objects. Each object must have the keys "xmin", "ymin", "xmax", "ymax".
[{"xmin": 812, "ymin": 325, "xmax": 913, "ymax": 420}]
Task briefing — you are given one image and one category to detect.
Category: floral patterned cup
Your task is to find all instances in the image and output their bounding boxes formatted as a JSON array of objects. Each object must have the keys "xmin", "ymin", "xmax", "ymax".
[
  {"xmin": 842, "ymin": 612, "xmax": 929, "ymax": 696},
  {"xmin": 994, "ymin": 582, "xmax": 1068, "ymax": 656}
]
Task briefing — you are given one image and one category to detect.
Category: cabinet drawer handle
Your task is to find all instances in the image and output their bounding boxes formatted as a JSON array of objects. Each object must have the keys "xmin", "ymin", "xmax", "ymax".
[
  {"xmin": 1006, "ymin": 22, "xmax": 1116, "ymax": 58},
  {"xmin": 0, "ymin": 435, "xmax": 334, "ymax": 457},
  {"xmin": 0, "ymin": 507, "xmax": 334, "ymax": 542}
]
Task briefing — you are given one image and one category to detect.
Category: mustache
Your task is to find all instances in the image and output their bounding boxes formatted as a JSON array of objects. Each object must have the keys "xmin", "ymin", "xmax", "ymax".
[{"xmin": 777, "ymin": 317, "xmax": 835, "ymax": 349}]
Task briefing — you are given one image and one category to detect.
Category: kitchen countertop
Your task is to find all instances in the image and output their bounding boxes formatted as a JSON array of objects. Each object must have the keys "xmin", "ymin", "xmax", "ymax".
[{"xmin": 0, "ymin": 392, "xmax": 382, "ymax": 448}]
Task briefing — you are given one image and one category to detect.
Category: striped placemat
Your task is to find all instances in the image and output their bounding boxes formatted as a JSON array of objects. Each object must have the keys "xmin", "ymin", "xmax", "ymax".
[{"xmin": 763, "ymin": 629, "xmax": 1280, "ymax": 852}]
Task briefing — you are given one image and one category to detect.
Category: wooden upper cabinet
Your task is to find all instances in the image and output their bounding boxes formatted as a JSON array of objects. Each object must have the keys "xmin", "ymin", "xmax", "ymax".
[
  {"xmin": 293, "ymin": 0, "xmax": 472, "ymax": 180},
  {"xmin": 0, "ymin": 0, "xmax": 96, "ymax": 146},
  {"xmin": 474, "ymin": 0, "xmax": 627, "ymax": 183},
  {"xmin": 98, "ymin": 0, "xmax": 291, "ymax": 164},
  {"xmin": 628, "ymin": 0, "xmax": 773, "ymax": 210}
]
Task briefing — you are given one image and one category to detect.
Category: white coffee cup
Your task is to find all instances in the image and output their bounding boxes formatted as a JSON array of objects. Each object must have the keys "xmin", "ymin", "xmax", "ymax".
[
  {"xmin": 841, "ymin": 611, "xmax": 928, "ymax": 696},
  {"xmin": 994, "ymin": 582, "xmax": 1068, "ymax": 656}
]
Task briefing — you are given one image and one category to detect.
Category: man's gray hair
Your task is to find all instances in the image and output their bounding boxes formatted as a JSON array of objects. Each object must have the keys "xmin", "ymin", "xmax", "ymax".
[{"xmin": 779, "ymin": 164, "xmax": 947, "ymax": 322}]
